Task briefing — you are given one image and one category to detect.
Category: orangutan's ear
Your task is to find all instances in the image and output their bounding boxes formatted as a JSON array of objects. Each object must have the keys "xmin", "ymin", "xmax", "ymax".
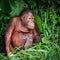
[{"xmin": 20, "ymin": 15, "xmax": 24, "ymax": 20}]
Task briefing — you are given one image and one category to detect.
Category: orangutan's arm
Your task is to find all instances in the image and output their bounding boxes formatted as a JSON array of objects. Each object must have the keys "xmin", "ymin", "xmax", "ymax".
[{"xmin": 5, "ymin": 17, "xmax": 17, "ymax": 55}]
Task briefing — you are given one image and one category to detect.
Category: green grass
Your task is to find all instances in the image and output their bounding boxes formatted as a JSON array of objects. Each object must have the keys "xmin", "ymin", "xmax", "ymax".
[{"xmin": 0, "ymin": 42, "xmax": 60, "ymax": 60}]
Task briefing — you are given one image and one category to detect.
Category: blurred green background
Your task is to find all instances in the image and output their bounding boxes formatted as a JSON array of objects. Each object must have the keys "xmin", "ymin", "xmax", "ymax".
[{"xmin": 0, "ymin": 0, "xmax": 60, "ymax": 60}]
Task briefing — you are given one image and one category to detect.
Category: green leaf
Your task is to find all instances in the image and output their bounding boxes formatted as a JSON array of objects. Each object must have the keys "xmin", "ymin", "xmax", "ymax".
[
  {"xmin": 10, "ymin": 56, "xmax": 21, "ymax": 60},
  {"xmin": 9, "ymin": 0, "xmax": 25, "ymax": 17},
  {"xmin": 35, "ymin": 15, "xmax": 42, "ymax": 32},
  {"xmin": 42, "ymin": 37, "xmax": 51, "ymax": 44}
]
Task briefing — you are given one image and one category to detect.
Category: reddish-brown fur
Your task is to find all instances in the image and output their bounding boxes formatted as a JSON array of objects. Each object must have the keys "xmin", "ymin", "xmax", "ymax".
[{"xmin": 5, "ymin": 9, "xmax": 41, "ymax": 55}]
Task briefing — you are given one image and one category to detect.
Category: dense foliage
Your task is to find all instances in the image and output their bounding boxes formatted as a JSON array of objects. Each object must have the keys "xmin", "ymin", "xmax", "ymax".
[{"xmin": 0, "ymin": 0, "xmax": 60, "ymax": 60}]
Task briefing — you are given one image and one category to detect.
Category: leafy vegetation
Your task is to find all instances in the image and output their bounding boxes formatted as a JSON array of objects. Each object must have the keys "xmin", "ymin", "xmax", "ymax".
[{"xmin": 0, "ymin": 0, "xmax": 60, "ymax": 60}]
